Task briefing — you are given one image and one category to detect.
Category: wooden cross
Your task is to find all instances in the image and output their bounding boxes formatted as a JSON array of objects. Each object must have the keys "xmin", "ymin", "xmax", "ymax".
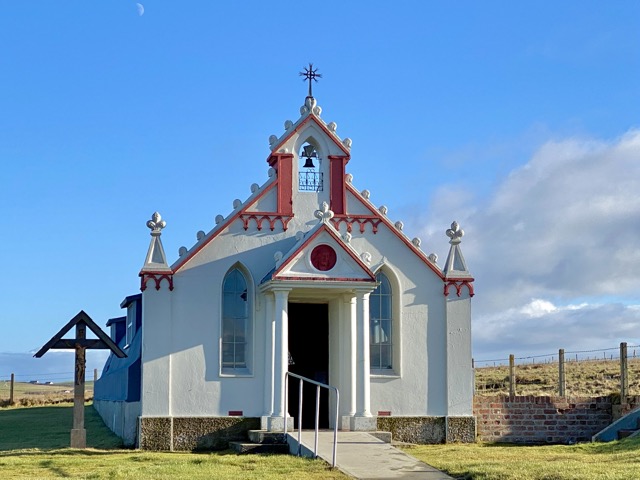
[{"xmin": 35, "ymin": 311, "xmax": 126, "ymax": 448}]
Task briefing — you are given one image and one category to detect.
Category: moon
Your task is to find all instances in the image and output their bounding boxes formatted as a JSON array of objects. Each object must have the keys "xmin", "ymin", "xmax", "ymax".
[{"xmin": 136, "ymin": 3, "xmax": 144, "ymax": 16}]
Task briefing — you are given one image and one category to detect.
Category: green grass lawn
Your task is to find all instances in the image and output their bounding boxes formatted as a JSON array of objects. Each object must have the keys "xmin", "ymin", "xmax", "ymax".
[
  {"xmin": 3, "ymin": 404, "xmax": 640, "ymax": 479},
  {"xmin": 0, "ymin": 404, "xmax": 347, "ymax": 479},
  {"xmin": 401, "ymin": 440, "xmax": 640, "ymax": 480}
]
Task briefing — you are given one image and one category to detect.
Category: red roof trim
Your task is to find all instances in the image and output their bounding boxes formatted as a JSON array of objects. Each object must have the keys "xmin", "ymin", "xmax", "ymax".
[
  {"xmin": 275, "ymin": 276, "xmax": 375, "ymax": 283},
  {"xmin": 272, "ymin": 223, "xmax": 376, "ymax": 281},
  {"xmin": 345, "ymin": 183, "xmax": 445, "ymax": 280},
  {"xmin": 172, "ymin": 179, "xmax": 283, "ymax": 273},
  {"xmin": 267, "ymin": 115, "xmax": 351, "ymax": 159}
]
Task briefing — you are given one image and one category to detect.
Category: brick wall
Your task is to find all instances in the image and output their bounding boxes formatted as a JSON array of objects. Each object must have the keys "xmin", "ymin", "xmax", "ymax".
[{"xmin": 474, "ymin": 396, "xmax": 615, "ymax": 444}]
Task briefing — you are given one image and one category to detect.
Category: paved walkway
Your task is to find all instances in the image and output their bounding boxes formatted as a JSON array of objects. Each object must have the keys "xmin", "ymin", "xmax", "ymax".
[{"xmin": 290, "ymin": 431, "xmax": 454, "ymax": 479}]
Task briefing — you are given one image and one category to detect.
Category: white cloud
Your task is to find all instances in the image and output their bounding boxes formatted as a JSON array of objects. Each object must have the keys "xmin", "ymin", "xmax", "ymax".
[{"xmin": 409, "ymin": 129, "xmax": 640, "ymax": 360}]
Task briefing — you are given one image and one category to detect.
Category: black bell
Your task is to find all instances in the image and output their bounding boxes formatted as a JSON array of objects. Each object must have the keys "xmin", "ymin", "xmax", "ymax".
[{"xmin": 302, "ymin": 144, "xmax": 317, "ymax": 168}]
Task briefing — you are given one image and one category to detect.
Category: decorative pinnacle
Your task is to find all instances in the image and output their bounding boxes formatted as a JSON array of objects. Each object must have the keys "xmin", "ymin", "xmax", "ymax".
[
  {"xmin": 147, "ymin": 212, "xmax": 166, "ymax": 235},
  {"xmin": 446, "ymin": 221, "xmax": 464, "ymax": 245},
  {"xmin": 299, "ymin": 63, "xmax": 322, "ymax": 97},
  {"xmin": 314, "ymin": 201, "xmax": 334, "ymax": 223}
]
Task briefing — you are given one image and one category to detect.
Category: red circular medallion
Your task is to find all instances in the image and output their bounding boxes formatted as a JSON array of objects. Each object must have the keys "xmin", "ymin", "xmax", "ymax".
[{"xmin": 310, "ymin": 245, "xmax": 337, "ymax": 271}]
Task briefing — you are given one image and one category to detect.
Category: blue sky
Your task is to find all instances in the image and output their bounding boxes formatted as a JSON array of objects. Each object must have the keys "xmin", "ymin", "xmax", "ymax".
[{"xmin": 1, "ymin": 1, "xmax": 638, "ymax": 380}]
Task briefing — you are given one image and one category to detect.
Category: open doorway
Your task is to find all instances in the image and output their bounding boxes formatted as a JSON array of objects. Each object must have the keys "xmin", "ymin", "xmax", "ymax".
[{"xmin": 288, "ymin": 303, "xmax": 329, "ymax": 429}]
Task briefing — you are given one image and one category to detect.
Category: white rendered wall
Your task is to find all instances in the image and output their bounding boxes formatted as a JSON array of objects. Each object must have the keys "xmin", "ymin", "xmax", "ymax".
[
  {"xmin": 446, "ymin": 293, "xmax": 473, "ymax": 416},
  {"xmin": 141, "ymin": 286, "xmax": 173, "ymax": 416},
  {"xmin": 139, "ymin": 115, "xmax": 472, "ymax": 420}
]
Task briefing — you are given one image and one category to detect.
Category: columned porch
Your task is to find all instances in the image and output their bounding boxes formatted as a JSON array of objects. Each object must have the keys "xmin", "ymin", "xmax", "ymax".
[{"xmin": 259, "ymin": 281, "xmax": 376, "ymax": 432}]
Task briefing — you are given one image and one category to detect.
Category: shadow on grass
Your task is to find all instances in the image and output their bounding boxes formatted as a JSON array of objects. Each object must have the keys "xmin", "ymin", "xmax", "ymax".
[{"xmin": 0, "ymin": 404, "xmax": 123, "ymax": 452}]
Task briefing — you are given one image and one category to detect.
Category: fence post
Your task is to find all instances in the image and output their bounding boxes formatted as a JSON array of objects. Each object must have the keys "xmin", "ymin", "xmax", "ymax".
[
  {"xmin": 472, "ymin": 358, "xmax": 476, "ymax": 394},
  {"xmin": 558, "ymin": 349, "xmax": 565, "ymax": 397},
  {"xmin": 94, "ymin": 368, "xmax": 98, "ymax": 382},
  {"xmin": 509, "ymin": 354, "xmax": 515, "ymax": 396},
  {"xmin": 9, "ymin": 373, "xmax": 14, "ymax": 405},
  {"xmin": 620, "ymin": 342, "xmax": 628, "ymax": 404}
]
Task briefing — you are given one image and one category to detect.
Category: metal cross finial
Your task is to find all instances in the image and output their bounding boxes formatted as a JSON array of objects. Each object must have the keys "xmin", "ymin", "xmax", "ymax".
[{"xmin": 299, "ymin": 63, "xmax": 322, "ymax": 97}]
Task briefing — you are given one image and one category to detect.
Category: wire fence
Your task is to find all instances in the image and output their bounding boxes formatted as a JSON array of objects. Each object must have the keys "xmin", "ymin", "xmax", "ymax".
[
  {"xmin": 0, "ymin": 369, "xmax": 99, "ymax": 406},
  {"xmin": 474, "ymin": 342, "xmax": 640, "ymax": 398}
]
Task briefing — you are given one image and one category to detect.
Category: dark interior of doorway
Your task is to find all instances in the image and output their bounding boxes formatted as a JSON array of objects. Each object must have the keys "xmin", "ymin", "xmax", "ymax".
[{"xmin": 288, "ymin": 302, "xmax": 329, "ymax": 429}]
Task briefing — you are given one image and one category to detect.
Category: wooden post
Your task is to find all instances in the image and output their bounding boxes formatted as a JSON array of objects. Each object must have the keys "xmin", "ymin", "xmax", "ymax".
[
  {"xmin": 94, "ymin": 368, "xmax": 98, "ymax": 382},
  {"xmin": 620, "ymin": 342, "xmax": 628, "ymax": 404},
  {"xmin": 509, "ymin": 354, "xmax": 515, "ymax": 396},
  {"xmin": 9, "ymin": 373, "xmax": 14, "ymax": 405},
  {"xmin": 71, "ymin": 324, "xmax": 87, "ymax": 448},
  {"xmin": 472, "ymin": 358, "xmax": 476, "ymax": 393},
  {"xmin": 558, "ymin": 349, "xmax": 566, "ymax": 397}
]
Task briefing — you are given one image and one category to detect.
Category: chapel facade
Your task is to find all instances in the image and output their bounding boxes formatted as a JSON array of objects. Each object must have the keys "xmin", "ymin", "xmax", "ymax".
[{"xmin": 94, "ymin": 89, "xmax": 476, "ymax": 449}]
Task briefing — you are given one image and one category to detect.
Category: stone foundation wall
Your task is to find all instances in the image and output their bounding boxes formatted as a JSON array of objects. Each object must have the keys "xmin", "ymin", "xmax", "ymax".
[
  {"xmin": 376, "ymin": 416, "xmax": 476, "ymax": 444},
  {"xmin": 139, "ymin": 416, "xmax": 260, "ymax": 451}
]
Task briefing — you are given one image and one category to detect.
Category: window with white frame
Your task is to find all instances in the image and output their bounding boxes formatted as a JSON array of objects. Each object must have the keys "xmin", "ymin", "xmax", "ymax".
[
  {"xmin": 125, "ymin": 304, "xmax": 135, "ymax": 348},
  {"xmin": 370, "ymin": 272, "xmax": 393, "ymax": 370},
  {"xmin": 222, "ymin": 268, "xmax": 249, "ymax": 372}
]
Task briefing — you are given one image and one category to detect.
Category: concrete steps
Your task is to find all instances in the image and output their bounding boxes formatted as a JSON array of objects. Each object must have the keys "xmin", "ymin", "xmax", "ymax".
[
  {"xmin": 617, "ymin": 418, "xmax": 640, "ymax": 439},
  {"xmin": 593, "ymin": 407, "xmax": 640, "ymax": 442},
  {"xmin": 229, "ymin": 430, "xmax": 289, "ymax": 455}
]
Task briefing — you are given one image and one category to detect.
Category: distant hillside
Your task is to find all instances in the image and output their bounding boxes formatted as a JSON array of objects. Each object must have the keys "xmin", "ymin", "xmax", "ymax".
[{"xmin": 475, "ymin": 358, "xmax": 640, "ymax": 397}]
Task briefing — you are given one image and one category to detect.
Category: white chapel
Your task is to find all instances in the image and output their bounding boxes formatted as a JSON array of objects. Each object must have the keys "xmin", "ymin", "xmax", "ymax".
[{"xmin": 94, "ymin": 76, "xmax": 476, "ymax": 449}]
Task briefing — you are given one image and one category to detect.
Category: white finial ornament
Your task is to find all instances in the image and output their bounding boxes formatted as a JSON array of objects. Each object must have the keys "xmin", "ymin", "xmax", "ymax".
[
  {"xmin": 361, "ymin": 252, "xmax": 372, "ymax": 265},
  {"xmin": 142, "ymin": 212, "xmax": 170, "ymax": 273},
  {"xmin": 147, "ymin": 212, "xmax": 166, "ymax": 234},
  {"xmin": 428, "ymin": 253, "xmax": 438, "ymax": 264},
  {"xmin": 446, "ymin": 221, "xmax": 464, "ymax": 245},
  {"xmin": 412, "ymin": 237, "xmax": 421, "ymax": 247},
  {"xmin": 314, "ymin": 202, "xmax": 334, "ymax": 223},
  {"xmin": 342, "ymin": 232, "xmax": 352, "ymax": 244},
  {"xmin": 443, "ymin": 221, "xmax": 470, "ymax": 277}
]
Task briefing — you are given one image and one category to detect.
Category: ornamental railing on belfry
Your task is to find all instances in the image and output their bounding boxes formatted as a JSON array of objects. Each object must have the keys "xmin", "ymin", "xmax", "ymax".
[{"xmin": 299, "ymin": 171, "xmax": 323, "ymax": 192}]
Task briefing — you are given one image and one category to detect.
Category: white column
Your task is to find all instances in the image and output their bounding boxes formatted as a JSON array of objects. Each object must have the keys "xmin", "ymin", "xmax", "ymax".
[
  {"xmin": 271, "ymin": 288, "xmax": 290, "ymax": 419},
  {"xmin": 348, "ymin": 295, "xmax": 357, "ymax": 416},
  {"xmin": 263, "ymin": 293, "xmax": 275, "ymax": 417},
  {"xmin": 355, "ymin": 290, "xmax": 372, "ymax": 417}
]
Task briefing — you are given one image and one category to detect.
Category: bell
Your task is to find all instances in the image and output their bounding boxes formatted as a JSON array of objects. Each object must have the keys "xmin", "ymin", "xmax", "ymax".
[{"xmin": 302, "ymin": 144, "xmax": 317, "ymax": 168}]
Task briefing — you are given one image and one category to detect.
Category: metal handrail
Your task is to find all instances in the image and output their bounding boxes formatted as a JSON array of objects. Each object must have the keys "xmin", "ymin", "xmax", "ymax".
[{"xmin": 284, "ymin": 372, "xmax": 339, "ymax": 468}]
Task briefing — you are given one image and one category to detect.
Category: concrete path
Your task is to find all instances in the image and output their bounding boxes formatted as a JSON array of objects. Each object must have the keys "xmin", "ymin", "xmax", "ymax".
[{"xmin": 289, "ymin": 431, "xmax": 454, "ymax": 479}]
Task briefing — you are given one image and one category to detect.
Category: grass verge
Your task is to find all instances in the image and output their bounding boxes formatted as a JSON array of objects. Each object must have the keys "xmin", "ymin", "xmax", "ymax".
[
  {"xmin": 0, "ymin": 404, "xmax": 347, "ymax": 479},
  {"xmin": 401, "ymin": 439, "xmax": 640, "ymax": 480}
]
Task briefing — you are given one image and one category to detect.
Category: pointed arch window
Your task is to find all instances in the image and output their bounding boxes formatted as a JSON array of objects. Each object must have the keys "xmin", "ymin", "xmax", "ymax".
[
  {"xmin": 370, "ymin": 272, "xmax": 393, "ymax": 370},
  {"xmin": 222, "ymin": 268, "xmax": 250, "ymax": 372}
]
